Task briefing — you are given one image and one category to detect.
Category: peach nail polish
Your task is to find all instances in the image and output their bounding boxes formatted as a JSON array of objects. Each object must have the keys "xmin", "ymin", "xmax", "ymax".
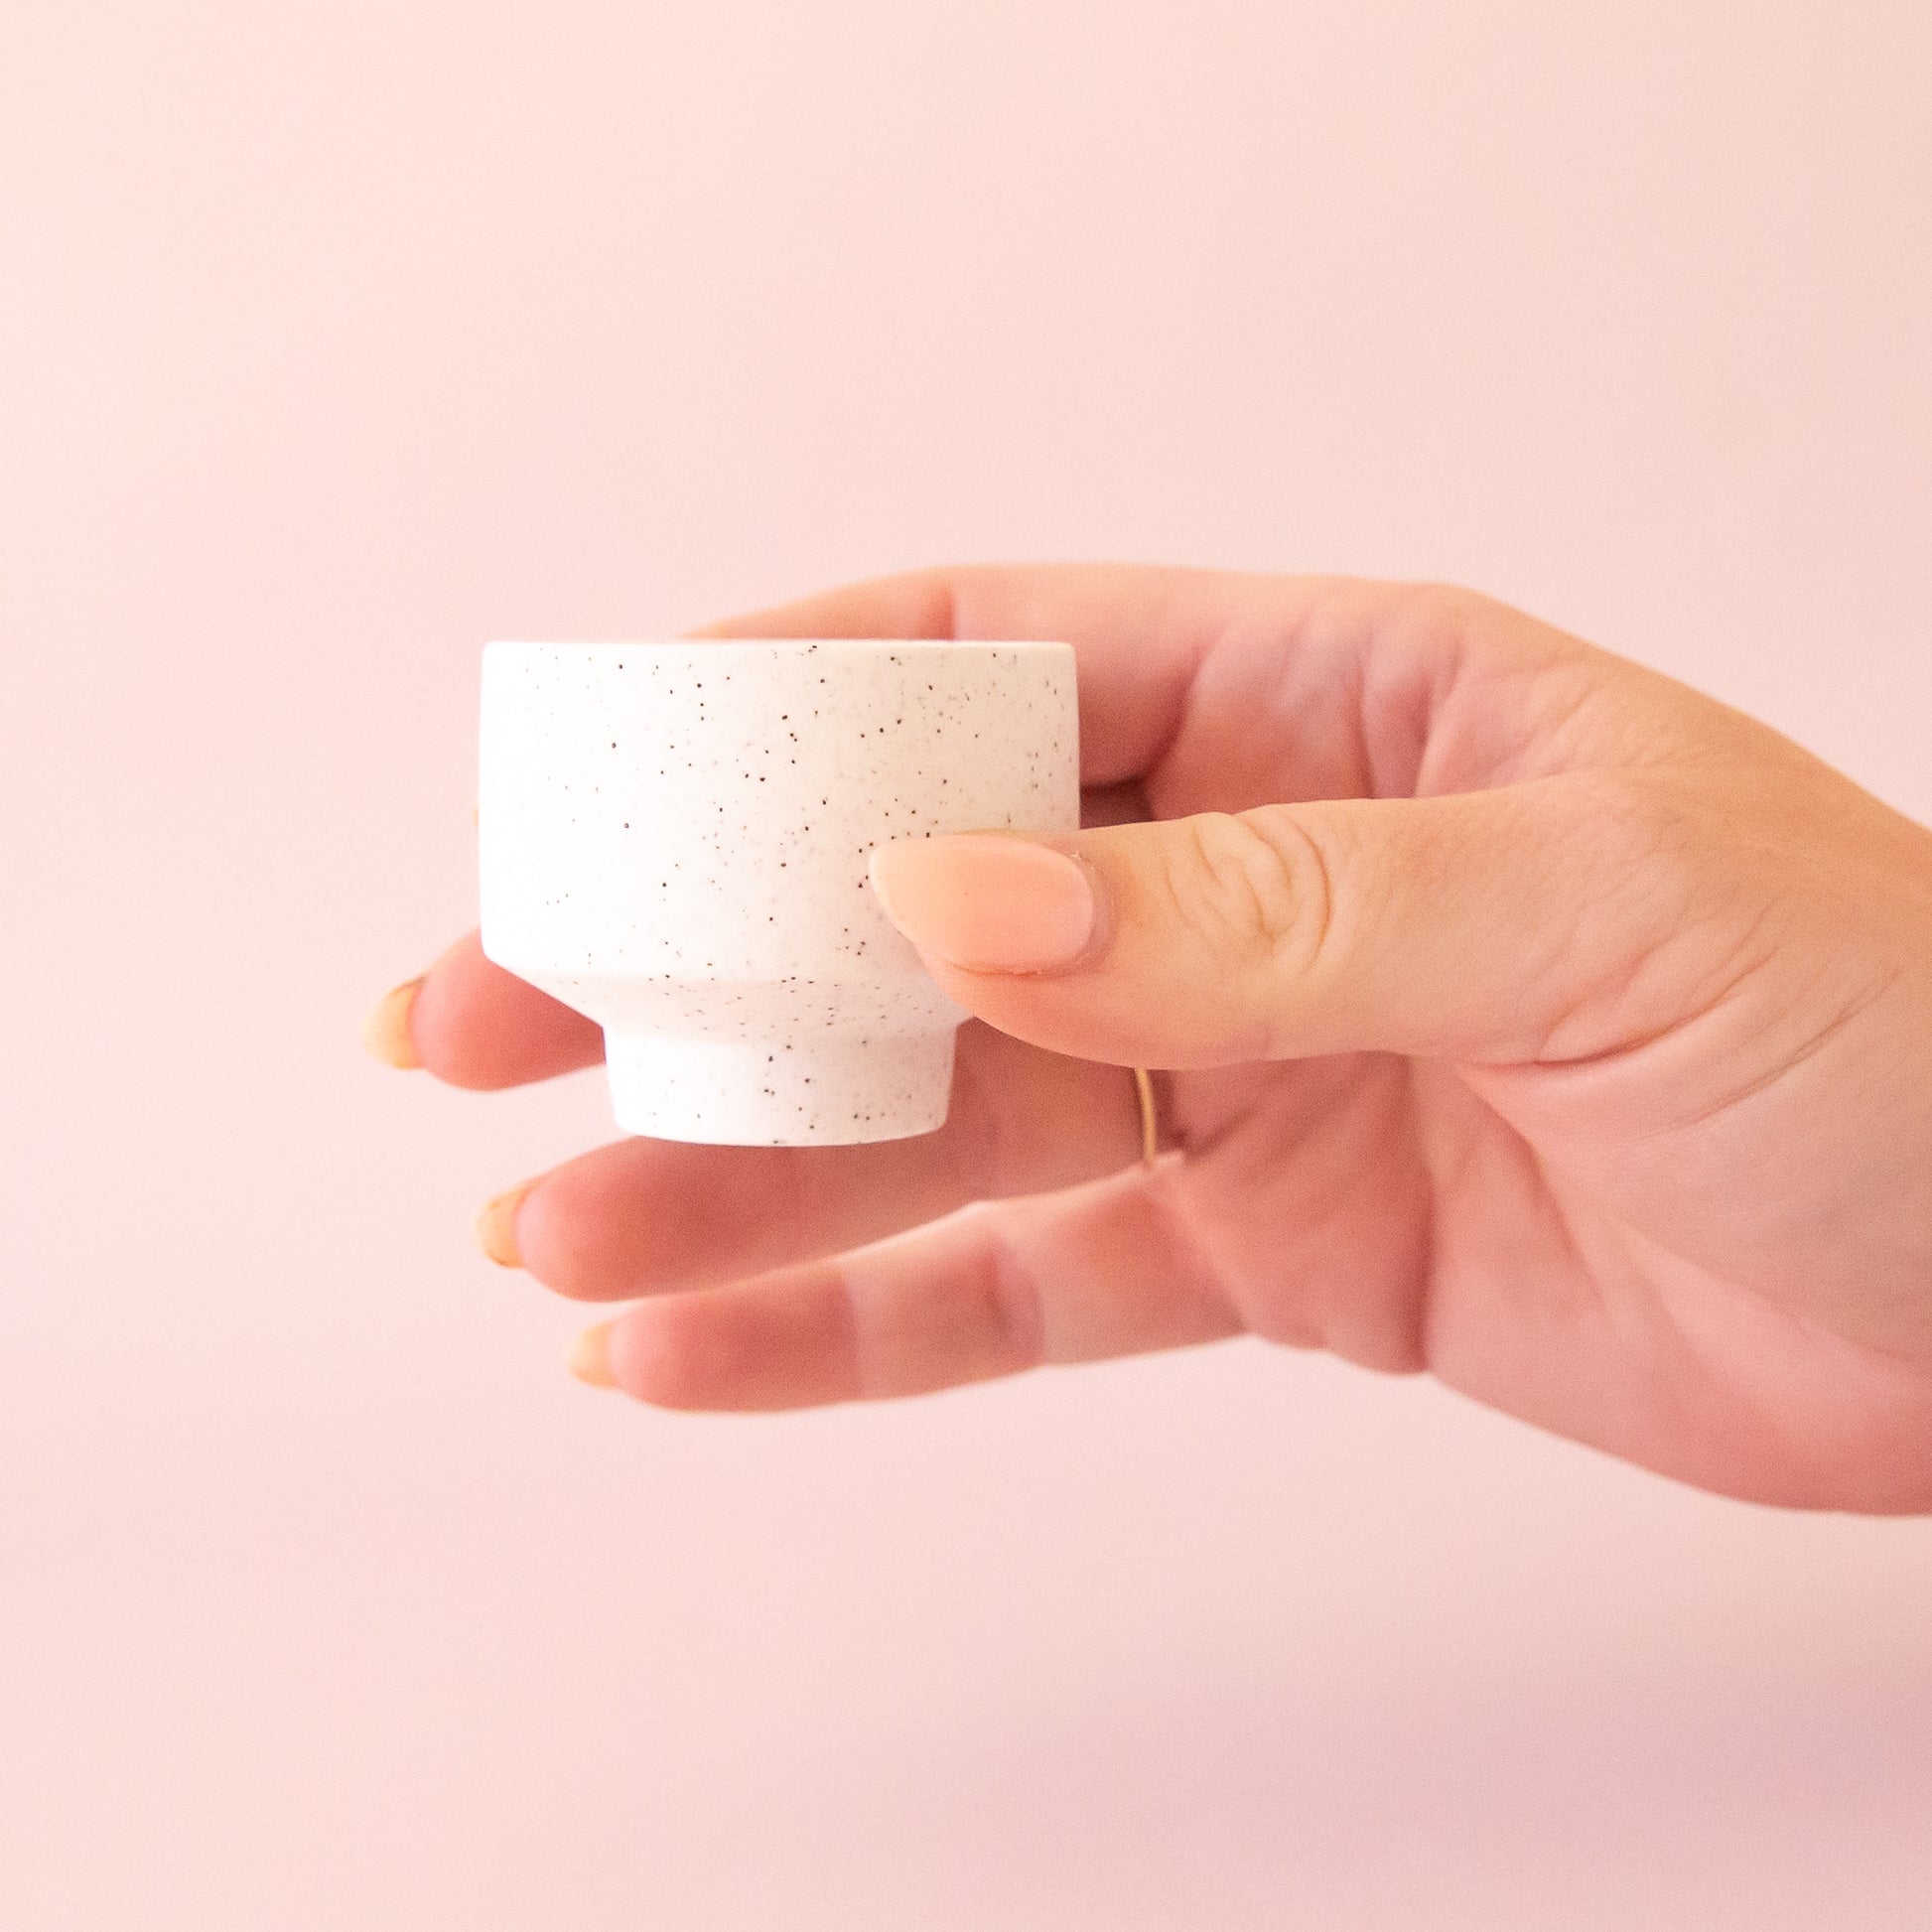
[
  {"xmin": 567, "ymin": 1324, "xmax": 618, "ymax": 1388},
  {"xmin": 869, "ymin": 835, "xmax": 1096, "ymax": 973},
  {"xmin": 472, "ymin": 1184, "xmax": 531, "ymax": 1269},
  {"xmin": 360, "ymin": 977, "xmax": 425, "ymax": 1069}
]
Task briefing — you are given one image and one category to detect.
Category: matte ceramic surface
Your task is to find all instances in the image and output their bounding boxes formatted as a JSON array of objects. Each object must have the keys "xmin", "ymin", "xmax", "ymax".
[{"xmin": 479, "ymin": 640, "xmax": 1078, "ymax": 1144}]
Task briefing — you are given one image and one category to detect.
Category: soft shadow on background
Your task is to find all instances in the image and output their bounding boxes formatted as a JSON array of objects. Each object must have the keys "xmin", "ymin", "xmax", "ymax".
[{"xmin": 3, "ymin": 3, "xmax": 1929, "ymax": 1926}]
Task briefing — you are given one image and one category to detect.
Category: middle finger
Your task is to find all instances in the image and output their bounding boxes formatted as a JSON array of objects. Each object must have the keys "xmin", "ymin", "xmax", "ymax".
[{"xmin": 494, "ymin": 1021, "xmax": 1145, "ymax": 1301}]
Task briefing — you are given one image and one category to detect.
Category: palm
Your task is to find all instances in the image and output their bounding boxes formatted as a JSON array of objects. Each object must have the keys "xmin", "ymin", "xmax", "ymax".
[{"xmin": 1151, "ymin": 1045, "xmax": 1929, "ymax": 1511}]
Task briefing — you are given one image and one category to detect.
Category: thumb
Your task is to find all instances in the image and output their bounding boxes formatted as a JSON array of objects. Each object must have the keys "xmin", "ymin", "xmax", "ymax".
[{"xmin": 868, "ymin": 775, "xmax": 1717, "ymax": 1069}]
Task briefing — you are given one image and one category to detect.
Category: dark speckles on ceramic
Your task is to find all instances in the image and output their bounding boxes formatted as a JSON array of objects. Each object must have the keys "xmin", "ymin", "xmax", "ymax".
[{"xmin": 478, "ymin": 639, "xmax": 1079, "ymax": 1145}]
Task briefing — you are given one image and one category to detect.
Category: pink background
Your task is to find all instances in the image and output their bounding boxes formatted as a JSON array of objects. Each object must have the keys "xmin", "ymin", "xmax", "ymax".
[{"xmin": 4, "ymin": 3, "xmax": 1930, "ymax": 1925}]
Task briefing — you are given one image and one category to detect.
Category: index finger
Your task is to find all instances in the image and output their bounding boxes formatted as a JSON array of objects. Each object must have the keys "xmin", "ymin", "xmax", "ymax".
[{"xmin": 694, "ymin": 563, "xmax": 1339, "ymax": 788}]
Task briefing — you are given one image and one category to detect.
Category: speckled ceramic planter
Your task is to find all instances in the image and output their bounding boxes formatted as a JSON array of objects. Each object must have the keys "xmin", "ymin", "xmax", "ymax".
[{"xmin": 478, "ymin": 639, "xmax": 1079, "ymax": 1145}]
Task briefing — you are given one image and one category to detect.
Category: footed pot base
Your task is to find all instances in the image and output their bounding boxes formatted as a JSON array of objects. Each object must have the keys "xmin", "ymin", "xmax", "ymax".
[{"xmin": 604, "ymin": 1028, "xmax": 958, "ymax": 1146}]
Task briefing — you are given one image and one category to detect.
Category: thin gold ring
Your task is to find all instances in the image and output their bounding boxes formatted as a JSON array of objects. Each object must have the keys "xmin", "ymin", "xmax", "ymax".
[{"xmin": 1133, "ymin": 1066, "xmax": 1159, "ymax": 1165}]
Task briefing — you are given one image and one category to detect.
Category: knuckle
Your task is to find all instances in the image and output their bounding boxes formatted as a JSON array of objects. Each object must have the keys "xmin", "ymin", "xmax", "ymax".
[
  {"xmin": 1387, "ymin": 580, "xmax": 1512, "ymax": 654},
  {"xmin": 1403, "ymin": 580, "xmax": 1495, "ymax": 630},
  {"xmin": 1165, "ymin": 810, "xmax": 1332, "ymax": 982},
  {"xmin": 960, "ymin": 1206, "xmax": 1047, "ymax": 1374}
]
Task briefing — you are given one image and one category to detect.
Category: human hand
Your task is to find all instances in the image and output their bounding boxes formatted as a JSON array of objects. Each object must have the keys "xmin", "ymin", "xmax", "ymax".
[{"xmin": 368, "ymin": 568, "xmax": 1932, "ymax": 1512}]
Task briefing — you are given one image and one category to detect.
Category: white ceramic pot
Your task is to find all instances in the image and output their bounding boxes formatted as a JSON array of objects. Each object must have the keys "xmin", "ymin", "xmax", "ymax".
[{"xmin": 479, "ymin": 639, "xmax": 1078, "ymax": 1144}]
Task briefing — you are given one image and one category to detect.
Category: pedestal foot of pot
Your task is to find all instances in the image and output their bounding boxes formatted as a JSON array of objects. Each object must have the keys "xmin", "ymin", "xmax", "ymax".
[{"xmin": 603, "ymin": 1028, "xmax": 958, "ymax": 1146}]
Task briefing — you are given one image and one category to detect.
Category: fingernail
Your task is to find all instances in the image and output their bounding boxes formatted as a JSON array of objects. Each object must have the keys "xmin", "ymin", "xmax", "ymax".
[
  {"xmin": 869, "ymin": 835, "xmax": 1096, "ymax": 973},
  {"xmin": 472, "ymin": 1182, "xmax": 532, "ymax": 1269},
  {"xmin": 567, "ymin": 1322, "xmax": 619, "ymax": 1388},
  {"xmin": 361, "ymin": 976, "xmax": 424, "ymax": 1069}
]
